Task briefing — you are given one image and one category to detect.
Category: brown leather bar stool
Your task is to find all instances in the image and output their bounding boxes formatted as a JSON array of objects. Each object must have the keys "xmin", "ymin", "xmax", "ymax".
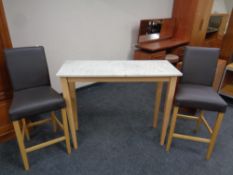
[
  {"xmin": 5, "ymin": 46, "xmax": 71, "ymax": 170},
  {"xmin": 166, "ymin": 46, "xmax": 227, "ymax": 160}
]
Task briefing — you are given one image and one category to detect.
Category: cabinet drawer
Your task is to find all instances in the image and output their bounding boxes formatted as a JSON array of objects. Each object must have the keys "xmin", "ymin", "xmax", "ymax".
[{"xmin": 134, "ymin": 50, "xmax": 166, "ymax": 60}]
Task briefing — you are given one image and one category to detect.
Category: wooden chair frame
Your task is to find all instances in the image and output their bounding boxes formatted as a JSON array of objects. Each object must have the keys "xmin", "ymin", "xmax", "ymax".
[
  {"xmin": 13, "ymin": 108, "xmax": 71, "ymax": 170},
  {"xmin": 166, "ymin": 106, "xmax": 224, "ymax": 160}
]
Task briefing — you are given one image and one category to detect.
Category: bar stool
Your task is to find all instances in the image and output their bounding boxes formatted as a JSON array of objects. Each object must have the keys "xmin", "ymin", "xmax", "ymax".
[
  {"xmin": 166, "ymin": 46, "xmax": 227, "ymax": 160},
  {"xmin": 5, "ymin": 46, "xmax": 71, "ymax": 170}
]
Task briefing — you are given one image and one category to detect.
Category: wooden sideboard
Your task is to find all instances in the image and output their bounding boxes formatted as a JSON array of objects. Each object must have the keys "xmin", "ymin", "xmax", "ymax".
[
  {"xmin": 134, "ymin": 39, "xmax": 189, "ymax": 60},
  {"xmin": 136, "ymin": 39, "xmax": 189, "ymax": 52}
]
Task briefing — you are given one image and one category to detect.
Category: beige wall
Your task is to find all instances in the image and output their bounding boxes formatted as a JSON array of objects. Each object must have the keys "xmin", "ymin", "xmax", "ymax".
[{"xmin": 3, "ymin": 0, "xmax": 174, "ymax": 91}]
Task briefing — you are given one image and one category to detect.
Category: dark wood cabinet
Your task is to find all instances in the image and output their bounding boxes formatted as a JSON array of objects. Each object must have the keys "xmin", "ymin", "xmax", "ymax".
[
  {"xmin": 0, "ymin": 0, "xmax": 14, "ymax": 142},
  {"xmin": 173, "ymin": 0, "xmax": 214, "ymax": 46}
]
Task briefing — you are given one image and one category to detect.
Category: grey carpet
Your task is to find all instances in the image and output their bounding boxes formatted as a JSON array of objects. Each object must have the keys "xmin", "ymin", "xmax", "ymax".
[{"xmin": 0, "ymin": 83, "xmax": 233, "ymax": 175}]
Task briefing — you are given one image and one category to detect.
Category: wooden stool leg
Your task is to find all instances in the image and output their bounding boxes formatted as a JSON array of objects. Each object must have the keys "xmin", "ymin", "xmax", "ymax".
[
  {"xmin": 206, "ymin": 112, "xmax": 224, "ymax": 160},
  {"xmin": 195, "ymin": 111, "xmax": 204, "ymax": 133},
  {"xmin": 166, "ymin": 106, "xmax": 179, "ymax": 152},
  {"xmin": 61, "ymin": 108, "xmax": 71, "ymax": 154},
  {"xmin": 22, "ymin": 119, "xmax": 30, "ymax": 141},
  {"xmin": 50, "ymin": 111, "xmax": 57, "ymax": 132},
  {"xmin": 13, "ymin": 121, "xmax": 30, "ymax": 170}
]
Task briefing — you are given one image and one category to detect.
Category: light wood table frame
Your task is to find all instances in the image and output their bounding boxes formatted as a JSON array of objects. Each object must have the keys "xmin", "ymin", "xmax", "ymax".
[{"xmin": 57, "ymin": 60, "xmax": 182, "ymax": 149}]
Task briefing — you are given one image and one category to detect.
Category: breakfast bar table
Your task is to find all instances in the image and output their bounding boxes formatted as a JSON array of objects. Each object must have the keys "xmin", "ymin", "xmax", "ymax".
[{"xmin": 56, "ymin": 60, "xmax": 182, "ymax": 149}]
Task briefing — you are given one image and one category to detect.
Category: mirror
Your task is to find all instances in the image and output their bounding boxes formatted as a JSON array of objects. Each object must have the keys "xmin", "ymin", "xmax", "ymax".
[
  {"xmin": 138, "ymin": 18, "xmax": 175, "ymax": 43},
  {"xmin": 204, "ymin": 0, "xmax": 233, "ymax": 48},
  {"xmin": 205, "ymin": 14, "xmax": 229, "ymax": 40}
]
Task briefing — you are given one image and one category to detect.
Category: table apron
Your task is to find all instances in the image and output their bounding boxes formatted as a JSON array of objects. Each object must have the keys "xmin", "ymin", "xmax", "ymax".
[{"xmin": 67, "ymin": 77, "xmax": 173, "ymax": 83}]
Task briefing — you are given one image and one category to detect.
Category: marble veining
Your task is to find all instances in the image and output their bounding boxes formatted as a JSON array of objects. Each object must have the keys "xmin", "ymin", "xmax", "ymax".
[{"xmin": 56, "ymin": 60, "xmax": 182, "ymax": 77}]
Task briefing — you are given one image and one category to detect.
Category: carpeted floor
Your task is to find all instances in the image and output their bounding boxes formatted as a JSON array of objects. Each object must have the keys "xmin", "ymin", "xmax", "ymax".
[{"xmin": 0, "ymin": 83, "xmax": 233, "ymax": 175}]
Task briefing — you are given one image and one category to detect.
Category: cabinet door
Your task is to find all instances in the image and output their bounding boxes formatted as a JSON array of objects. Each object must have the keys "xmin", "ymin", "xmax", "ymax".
[
  {"xmin": 173, "ymin": 0, "xmax": 199, "ymax": 40},
  {"xmin": 0, "ymin": 0, "xmax": 13, "ymax": 142},
  {"xmin": 0, "ymin": 36, "xmax": 11, "ymax": 98},
  {"xmin": 0, "ymin": 39, "xmax": 13, "ymax": 142},
  {"xmin": 0, "ymin": 99, "xmax": 14, "ymax": 142},
  {"xmin": 190, "ymin": 0, "xmax": 213, "ymax": 46}
]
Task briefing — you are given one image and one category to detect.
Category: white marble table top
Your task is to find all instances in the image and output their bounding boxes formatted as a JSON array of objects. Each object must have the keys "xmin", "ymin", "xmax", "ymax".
[{"xmin": 56, "ymin": 60, "xmax": 182, "ymax": 77}]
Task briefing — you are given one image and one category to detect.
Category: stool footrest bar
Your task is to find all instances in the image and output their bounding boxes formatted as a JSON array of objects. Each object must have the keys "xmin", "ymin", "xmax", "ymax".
[
  {"xmin": 26, "ymin": 136, "xmax": 66, "ymax": 153},
  {"xmin": 173, "ymin": 133, "xmax": 210, "ymax": 143}
]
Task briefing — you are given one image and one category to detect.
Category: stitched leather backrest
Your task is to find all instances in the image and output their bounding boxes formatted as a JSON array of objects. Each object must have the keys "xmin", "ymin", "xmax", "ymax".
[
  {"xmin": 4, "ymin": 46, "xmax": 50, "ymax": 91},
  {"xmin": 181, "ymin": 46, "xmax": 219, "ymax": 86}
]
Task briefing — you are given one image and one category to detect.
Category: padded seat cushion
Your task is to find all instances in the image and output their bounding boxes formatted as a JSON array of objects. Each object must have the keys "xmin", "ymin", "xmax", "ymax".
[
  {"xmin": 175, "ymin": 84, "xmax": 227, "ymax": 112},
  {"xmin": 9, "ymin": 86, "xmax": 65, "ymax": 121}
]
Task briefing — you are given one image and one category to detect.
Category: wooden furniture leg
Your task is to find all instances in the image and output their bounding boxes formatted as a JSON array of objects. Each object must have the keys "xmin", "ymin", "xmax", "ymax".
[
  {"xmin": 153, "ymin": 82, "xmax": 163, "ymax": 128},
  {"xmin": 60, "ymin": 78, "xmax": 78, "ymax": 149},
  {"xmin": 195, "ymin": 111, "xmax": 204, "ymax": 132},
  {"xmin": 69, "ymin": 82, "xmax": 79, "ymax": 130},
  {"xmin": 50, "ymin": 111, "xmax": 57, "ymax": 132},
  {"xmin": 22, "ymin": 119, "xmax": 30, "ymax": 141},
  {"xmin": 61, "ymin": 108, "xmax": 71, "ymax": 154},
  {"xmin": 206, "ymin": 112, "xmax": 224, "ymax": 160},
  {"xmin": 166, "ymin": 106, "xmax": 179, "ymax": 151},
  {"xmin": 13, "ymin": 121, "xmax": 29, "ymax": 170},
  {"xmin": 160, "ymin": 77, "xmax": 177, "ymax": 145},
  {"xmin": 166, "ymin": 110, "xmax": 224, "ymax": 159}
]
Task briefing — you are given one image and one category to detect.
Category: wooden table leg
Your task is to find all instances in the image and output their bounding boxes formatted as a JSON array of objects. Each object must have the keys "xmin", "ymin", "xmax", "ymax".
[
  {"xmin": 60, "ymin": 78, "xmax": 78, "ymax": 149},
  {"xmin": 153, "ymin": 82, "xmax": 163, "ymax": 128},
  {"xmin": 160, "ymin": 77, "xmax": 177, "ymax": 145},
  {"xmin": 69, "ymin": 82, "xmax": 79, "ymax": 130}
]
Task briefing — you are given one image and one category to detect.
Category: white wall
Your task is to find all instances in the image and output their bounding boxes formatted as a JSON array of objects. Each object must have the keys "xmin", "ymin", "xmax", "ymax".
[
  {"xmin": 224, "ymin": 0, "xmax": 233, "ymax": 13},
  {"xmin": 3, "ymin": 0, "xmax": 173, "ymax": 92},
  {"xmin": 212, "ymin": 0, "xmax": 228, "ymax": 13}
]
